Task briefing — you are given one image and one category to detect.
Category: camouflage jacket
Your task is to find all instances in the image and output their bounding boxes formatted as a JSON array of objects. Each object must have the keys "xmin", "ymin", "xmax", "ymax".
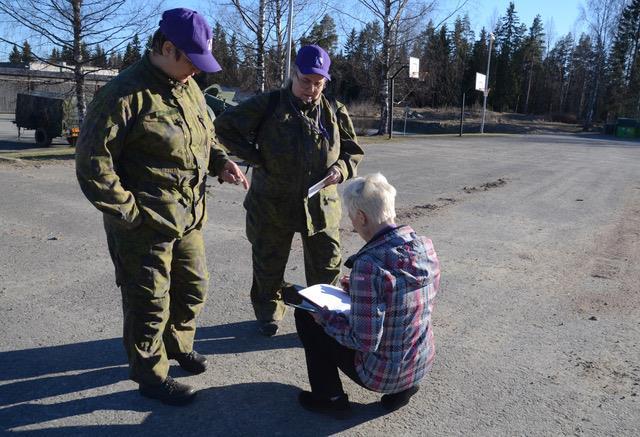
[
  {"xmin": 214, "ymin": 88, "xmax": 364, "ymax": 235},
  {"xmin": 76, "ymin": 54, "xmax": 230, "ymax": 239}
]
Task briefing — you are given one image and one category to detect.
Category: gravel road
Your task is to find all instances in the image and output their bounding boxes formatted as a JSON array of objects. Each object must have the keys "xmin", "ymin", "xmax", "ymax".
[{"xmin": 1, "ymin": 131, "xmax": 639, "ymax": 436}]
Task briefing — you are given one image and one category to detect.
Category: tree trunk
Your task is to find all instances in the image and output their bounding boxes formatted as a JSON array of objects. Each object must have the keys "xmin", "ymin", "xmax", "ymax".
[
  {"xmin": 524, "ymin": 64, "xmax": 533, "ymax": 113},
  {"xmin": 72, "ymin": 0, "xmax": 86, "ymax": 123},
  {"xmin": 584, "ymin": 43, "xmax": 603, "ymax": 130},
  {"xmin": 377, "ymin": 0, "xmax": 392, "ymax": 136},
  {"xmin": 255, "ymin": 0, "xmax": 266, "ymax": 94},
  {"xmin": 274, "ymin": 0, "xmax": 285, "ymax": 85}
]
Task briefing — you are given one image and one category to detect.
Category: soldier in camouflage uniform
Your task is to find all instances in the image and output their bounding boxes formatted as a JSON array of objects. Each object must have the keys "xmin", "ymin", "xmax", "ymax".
[
  {"xmin": 214, "ymin": 45, "xmax": 364, "ymax": 336},
  {"xmin": 75, "ymin": 8, "xmax": 248, "ymax": 406}
]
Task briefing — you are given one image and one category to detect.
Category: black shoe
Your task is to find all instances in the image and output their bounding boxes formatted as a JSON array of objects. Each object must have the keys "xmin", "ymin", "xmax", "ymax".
[
  {"xmin": 139, "ymin": 376, "xmax": 197, "ymax": 406},
  {"xmin": 167, "ymin": 350, "xmax": 208, "ymax": 375},
  {"xmin": 380, "ymin": 386, "xmax": 419, "ymax": 411},
  {"xmin": 298, "ymin": 390, "xmax": 351, "ymax": 419},
  {"xmin": 258, "ymin": 320, "xmax": 279, "ymax": 337}
]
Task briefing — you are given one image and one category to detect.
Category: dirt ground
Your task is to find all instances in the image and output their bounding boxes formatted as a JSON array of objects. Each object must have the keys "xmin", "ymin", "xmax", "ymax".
[{"xmin": 0, "ymin": 131, "xmax": 639, "ymax": 436}]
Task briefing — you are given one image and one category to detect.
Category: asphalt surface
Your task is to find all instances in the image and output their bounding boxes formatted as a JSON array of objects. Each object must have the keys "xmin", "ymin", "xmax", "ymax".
[
  {"xmin": 0, "ymin": 114, "xmax": 71, "ymax": 151},
  {"xmin": 1, "ymin": 115, "xmax": 639, "ymax": 435}
]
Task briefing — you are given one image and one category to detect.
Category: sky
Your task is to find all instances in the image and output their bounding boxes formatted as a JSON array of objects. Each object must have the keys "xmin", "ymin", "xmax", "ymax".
[
  {"xmin": 165, "ymin": 0, "xmax": 587, "ymax": 49},
  {"xmin": 462, "ymin": 0, "xmax": 585, "ymax": 41},
  {"xmin": 0, "ymin": 0, "xmax": 587, "ymax": 60}
]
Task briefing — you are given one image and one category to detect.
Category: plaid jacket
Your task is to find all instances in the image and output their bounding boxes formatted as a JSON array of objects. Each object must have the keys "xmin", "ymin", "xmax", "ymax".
[{"xmin": 319, "ymin": 225, "xmax": 440, "ymax": 393}]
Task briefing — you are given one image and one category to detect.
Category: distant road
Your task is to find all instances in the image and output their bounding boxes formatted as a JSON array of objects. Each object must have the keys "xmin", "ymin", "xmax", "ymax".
[{"xmin": 0, "ymin": 113, "xmax": 70, "ymax": 151}]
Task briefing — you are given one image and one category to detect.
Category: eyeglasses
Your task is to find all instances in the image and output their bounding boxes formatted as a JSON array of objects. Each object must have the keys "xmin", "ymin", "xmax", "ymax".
[{"xmin": 295, "ymin": 72, "xmax": 325, "ymax": 91}]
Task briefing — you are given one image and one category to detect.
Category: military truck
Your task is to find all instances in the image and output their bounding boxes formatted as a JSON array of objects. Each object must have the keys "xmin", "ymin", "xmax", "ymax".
[
  {"xmin": 12, "ymin": 85, "xmax": 234, "ymax": 148},
  {"xmin": 14, "ymin": 91, "xmax": 80, "ymax": 147},
  {"xmin": 203, "ymin": 84, "xmax": 237, "ymax": 116}
]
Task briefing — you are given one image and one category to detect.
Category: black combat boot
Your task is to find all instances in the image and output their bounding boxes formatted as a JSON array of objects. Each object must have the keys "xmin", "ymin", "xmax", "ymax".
[
  {"xmin": 139, "ymin": 376, "xmax": 197, "ymax": 406},
  {"xmin": 258, "ymin": 320, "xmax": 279, "ymax": 337},
  {"xmin": 167, "ymin": 350, "xmax": 208, "ymax": 375},
  {"xmin": 298, "ymin": 390, "xmax": 351, "ymax": 419},
  {"xmin": 380, "ymin": 385, "xmax": 419, "ymax": 411}
]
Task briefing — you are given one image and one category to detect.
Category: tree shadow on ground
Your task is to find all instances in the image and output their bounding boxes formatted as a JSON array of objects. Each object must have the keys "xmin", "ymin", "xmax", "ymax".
[
  {"xmin": 2, "ymin": 382, "xmax": 390, "ymax": 436},
  {"xmin": 0, "ymin": 321, "xmax": 300, "ymax": 407}
]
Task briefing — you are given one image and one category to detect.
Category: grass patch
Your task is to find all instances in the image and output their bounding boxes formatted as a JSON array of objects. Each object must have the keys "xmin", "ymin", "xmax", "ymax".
[{"xmin": 0, "ymin": 147, "xmax": 75, "ymax": 161}]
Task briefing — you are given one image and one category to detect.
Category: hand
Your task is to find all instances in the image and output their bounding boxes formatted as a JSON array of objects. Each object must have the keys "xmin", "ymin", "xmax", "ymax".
[
  {"xmin": 220, "ymin": 161, "xmax": 249, "ymax": 190},
  {"xmin": 311, "ymin": 306, "xmax": 330, "ymax": 324},
  {"xmin": 339, "ymin": 275, "xmax": 350, "ymax": 292},
  {"xmin": 323, "ymin": 166, "xmax": 342, "ymax": 187}
]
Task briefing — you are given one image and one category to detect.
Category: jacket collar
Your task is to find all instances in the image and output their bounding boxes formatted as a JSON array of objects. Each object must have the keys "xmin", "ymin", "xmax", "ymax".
[
  {"xmin": 285, "ymin": 86, "xmax": 321, "ymax": 112},
  {"xmin": 345, "ymin": 225, "xmax": 413, "ymax": 268}
]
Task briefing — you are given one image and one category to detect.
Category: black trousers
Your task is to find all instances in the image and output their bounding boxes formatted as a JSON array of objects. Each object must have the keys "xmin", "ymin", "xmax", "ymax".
[{"xmin": 294, "ymin": 309, "xmax": 368, "ymax": 398}]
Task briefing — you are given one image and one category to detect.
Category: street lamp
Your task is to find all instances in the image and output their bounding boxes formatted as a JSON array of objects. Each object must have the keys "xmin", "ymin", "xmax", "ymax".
[
  {"xmin": 284, "ymin": 0, "xmax": 294, "ymax": 82},
  {"xmin": 480, "ymin": 32, "xmax": 495, "ymax": 134}
]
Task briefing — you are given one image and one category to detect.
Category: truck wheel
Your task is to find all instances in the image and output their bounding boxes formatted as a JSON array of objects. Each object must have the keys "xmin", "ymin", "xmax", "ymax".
[
  {"xmin": 67, "ymin": 137, "xmax": 77, "ymax": 147},
  {"xmin": 35, "ymin": 128, "xmax": 52, "ymax": 147}
]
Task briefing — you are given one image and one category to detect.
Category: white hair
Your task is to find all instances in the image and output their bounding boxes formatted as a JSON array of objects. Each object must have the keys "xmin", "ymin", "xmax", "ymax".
[{"xmin": 342, "ymin": 173, "xmax": 397, "ymax": 224}]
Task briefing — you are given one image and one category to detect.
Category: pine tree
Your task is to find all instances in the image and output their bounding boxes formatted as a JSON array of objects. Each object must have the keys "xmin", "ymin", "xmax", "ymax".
[
  {"xmin": 131, "ymin": 34, "xmax": 142, "ymax": 59},
  {"xmin": 60, "ymin": 45, "xmax": 75, "ymax": 64},
  {"xmin": 607, "ymin": 0, "xmax": 640, "ymax": 117},
  {"xmin": 300, "ymin": 15, "xmax": 339, "ymax": 54},
  {"xmin": 520, "ymin": 16, "xmax": 545, "ymax": 113},
  {"xmin": 93, "ymin": 44, "xmax": 107, "ymax": 67},
  {"xmin": 108, "ymin": 52, "xmax": 123, "ymax": 69},
  {"xmin": 344, "ymin": 29, "xmax": 359, "ymax": 59},
  {"xmin": 451, "ymin": 15, "xmax": 474, "ymax": 99},
  {"xmin": 540, "ymin": 33, "xmax": 574, "ymax": 115},
  {"xmin": 466, "ymin": 27, "xmax": 490, "ymax": 107},
  {"xmin": 21, "ymin": 41, "xmax": 34, "ymax": 64},
  {"xmin": 493, "ymin": 2, "xmax": 526, "ymax": 111},
  {"xmin": 9, "ymin": 45, "xmax": 21, "ymax": 63},
  {"xmin": 49, "ymin": 47, "xmax": 61, "ymax": 63},
  {"xmin": 121, "ymin": 34, "xmax": 142, "ymax": 70},
  {"xmin": 212, "ymin": 23, "xmax": 230, "ymax": 82},
  {"xmin": 567, "ymin": 34, "xmax": 595, "ymax": 119},
  {"xmin": 80, "ymin": 42, "xmax": 91, "ymax": 64}
]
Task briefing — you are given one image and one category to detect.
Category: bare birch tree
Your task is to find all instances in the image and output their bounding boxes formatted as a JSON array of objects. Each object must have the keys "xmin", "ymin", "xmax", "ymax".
[
  {"xmin": 352, "ymin": 1, "xmax": 436, "ymax": 134},
  {"xmin": 222, "ymin": 0, "xmax": 327, "ymax": 93},
  {"xmin": 351, "ymin": 0, "xmax": 470, "ymax": 134},
  {"xmin": 0, "ymin": 0, "xmax": 160, "ymax": 121},
  {"xmin": 579, "ymin": 0, "xmax": 626, "ymax": 129},
  {"xmin": 229, "ymin": 0, "xmax": 268, "ymax": 94}
]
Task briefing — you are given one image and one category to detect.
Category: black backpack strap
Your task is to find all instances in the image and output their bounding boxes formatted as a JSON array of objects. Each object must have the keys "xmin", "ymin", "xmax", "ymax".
[
  {"xmin": 254, "ymin": 90, "xmax": 280, "ymax": 142},
  {"xmin": 239, "ymin": 90, "xmax": 279, "ymax": 174}
]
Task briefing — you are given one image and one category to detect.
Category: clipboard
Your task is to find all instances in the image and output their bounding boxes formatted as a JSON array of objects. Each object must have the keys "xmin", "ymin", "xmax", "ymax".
[
  {"xmin": 298, "ymin": 284, "xmax": 351, "ymax": 314},
  {"xmin": 282, "ymin": 284, "xmax": 317, "ymax": 313}
]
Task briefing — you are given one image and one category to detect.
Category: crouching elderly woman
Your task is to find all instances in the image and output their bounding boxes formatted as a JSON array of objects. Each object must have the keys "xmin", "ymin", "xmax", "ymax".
[{"xmin": 294, "ymin": 173, "xmax": 441, "ymax": 417}]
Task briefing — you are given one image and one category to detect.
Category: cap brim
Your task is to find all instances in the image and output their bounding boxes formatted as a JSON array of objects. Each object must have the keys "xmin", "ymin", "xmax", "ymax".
[
  {"xmin": 298, "ymin": 66, "xmax": 331, "ymax": 81},
  {"xmin": 187, "ymin": 52, "xmax": 222, "ymax": 73}
]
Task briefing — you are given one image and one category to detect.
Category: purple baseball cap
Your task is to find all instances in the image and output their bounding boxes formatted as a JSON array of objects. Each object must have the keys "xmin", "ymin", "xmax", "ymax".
[
  {"xmin": 159, "ymin": 8, "xmax": 221, "ymax": 73},
  {"xmin": 295, "ymin": 45, "xmax": 331, "ymax": 80}
]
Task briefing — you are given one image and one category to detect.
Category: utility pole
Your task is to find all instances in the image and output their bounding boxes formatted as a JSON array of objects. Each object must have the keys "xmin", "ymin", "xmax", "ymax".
[
  {"xmin": 480, "ymin": 32, "xmax": 495, "ymax": 134},
  {"xmin": 284, "ymin": 0, "xmax": 294, "ymax": 82},
  {"xmin": 388, "ymin": 64, "xmax": 407, "ymax": 139}
]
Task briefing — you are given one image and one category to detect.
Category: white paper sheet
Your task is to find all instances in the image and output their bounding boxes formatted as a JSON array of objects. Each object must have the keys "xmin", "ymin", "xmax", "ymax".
[
  {"xmin": 298, "ymin": 284, "xmax": 351, "ymax": 314},
  {"xmin": 307, "ymin": 175, "xmax": 331, "ymax": 198}
]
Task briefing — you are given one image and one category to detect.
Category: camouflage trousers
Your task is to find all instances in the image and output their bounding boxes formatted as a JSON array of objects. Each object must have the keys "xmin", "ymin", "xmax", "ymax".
[
  {"xmin": 103, "ymin": 216, "xmax": 209, "ymax": 385},
  {"xmin": 246, "ymin": 210, "xmax": 342, "ymax": 322}
]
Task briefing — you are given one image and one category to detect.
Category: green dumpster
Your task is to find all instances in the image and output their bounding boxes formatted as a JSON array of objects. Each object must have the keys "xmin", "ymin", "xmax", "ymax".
[
  {"xmin": 615, "ymin": 118, "xmax": 637, "ymax": 138},
  {"xmin": 615, "ymin": 126, "xmax": 636, "ymax": 138}
]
